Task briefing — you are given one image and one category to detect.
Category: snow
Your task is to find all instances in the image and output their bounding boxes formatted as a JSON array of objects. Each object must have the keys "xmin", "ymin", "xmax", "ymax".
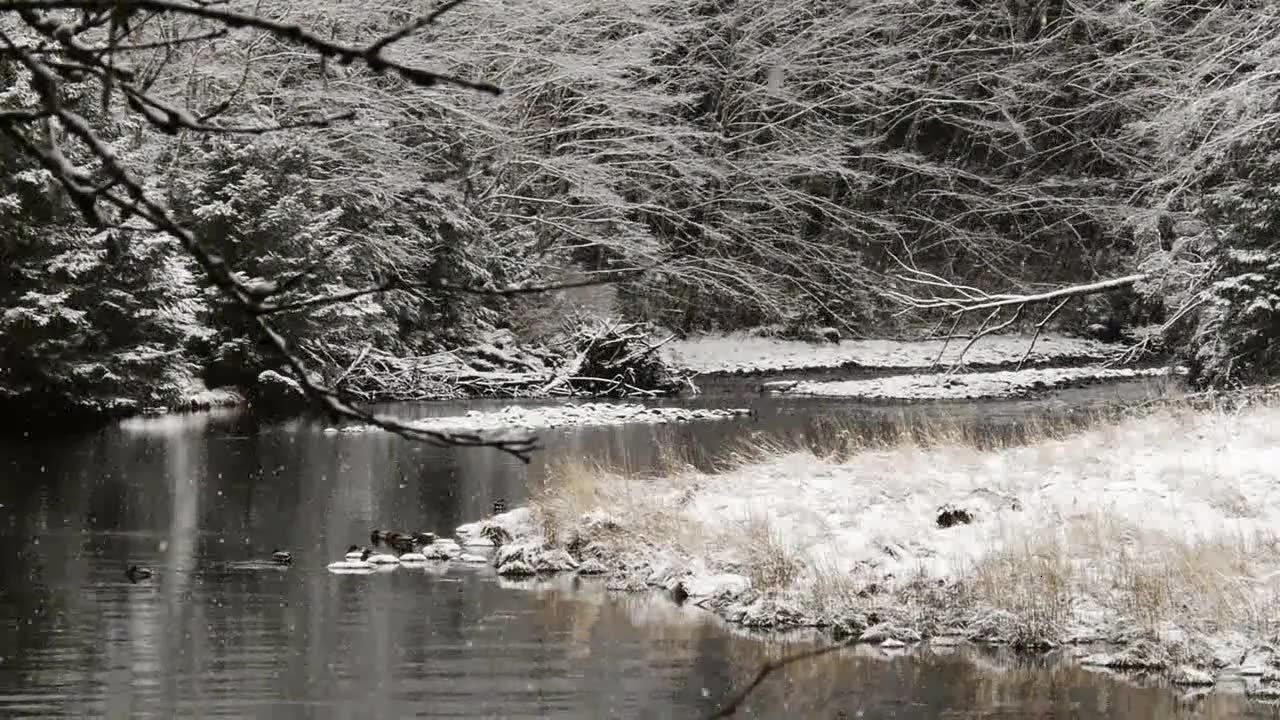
[
  {"xmin": 483, "ymin": 402, "xmax": 1280, "ymax": 684},
  {"xmin": 778, "ymin": 366, "xmax": 1175, "ymax": 401},
  {"xmin": 337, "ymin": 402, "xmax": 751, "ymax": 434},
  {"xmin": 665, "ymin": 332, "xmax": 1121, "ymax": 375}
]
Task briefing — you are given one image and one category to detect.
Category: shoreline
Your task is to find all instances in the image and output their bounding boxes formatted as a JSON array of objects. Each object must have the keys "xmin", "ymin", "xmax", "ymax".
[
  {"xmin": 1, "ymin": 330, "xmax": 1170, "ymax": 437},
  {"xmin": 453, "ymin": 399, "xmax": 1280, "ymax": 691}
]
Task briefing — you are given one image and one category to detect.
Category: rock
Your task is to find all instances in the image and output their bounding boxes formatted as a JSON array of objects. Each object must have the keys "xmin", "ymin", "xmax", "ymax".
[
  {"xmin": 759, "ymin": 380, "xmax": 800, "ymax": 394},
  {"xmin": 936, "ymin": 504, "xmax": 974, "ymax": 529},
  {"xmin": 183, "ymin": 385, "xmax": 245, "ymax": 410},
  {"xmin": 1240, "ymin": 646, "xmax": 1279, "ymax": 676},
  {"xmin": 533, "ymin": 548, "xmax": 580, "ymax": 573},
  {"xmin": 422, "ymin": 545, "xmax": 455, "ymax": 560},
  {"xmin": 1249, "ymin": 683, "xmax": 1280, "ymax": 699},
  {"xmin": 880, "ymin": 638, "xmax": 907, "ymax": 649},
  {"xmin": 678, "ymin": 574, "xmax": 751, "ymax": 607},
  {"xmin": 1080, "ymin": 640, "xmax": 1170, "ymax": 670},
  {"xmin": 457, "ymin": 507, "xmax": 534, "ymax": 546},
  {"xmin": 1085, "ymin": 318, "xmax": 1124, "ymax": 343},
  {"xmin": 860, "ymin": 623, "xmax": 923, "ymax": 645},
  {"xmin": 1171, "ymin": 666, "xmax": 1215, "ymax": 686},
  {"xmin": 818, "ymin": 327, "xmax": 841, "ymax": 344},
  {"xmin": 250, "ymin": 370, "xmax": 309, "ymax": 414},
  {"xmin": 577, "ymin": 559, "xmax": 609, "ymax": 575},
  {"xmin": 497, "ymin": 560, "xmax": 536, "ymax": 577},
  {"xmin": 739, "ymin": 597, "xmax": 810, "ymax": 628}
]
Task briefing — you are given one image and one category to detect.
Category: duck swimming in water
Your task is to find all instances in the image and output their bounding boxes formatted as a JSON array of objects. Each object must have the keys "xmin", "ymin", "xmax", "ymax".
[
  {"xmin": 125, "ymin": 565, "xmax": 153, "ymax": 583},
  {"xmin": 371, "ymin": 530, "xmax": 415, "ymax": 553},
  {"xmin": 328, "ymin": 548, "xmax": 374, "ymax": 571},
  {"xmin": 271, "ymin": 549, "xmax": 293, "ymax": 565}
]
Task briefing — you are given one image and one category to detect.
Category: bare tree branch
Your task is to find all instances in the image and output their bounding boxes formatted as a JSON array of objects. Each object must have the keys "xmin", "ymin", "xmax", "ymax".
[
  {"xmin": 885, "ymin": 254, "xmax": 1148, "ymax": 371},
  {"xmin": 256, "ymin": 261, "xmax": 669, "ymax": 315},
  {"xmin": 0, "ymin": 4, "xmax": 561, "ymax": 460}
]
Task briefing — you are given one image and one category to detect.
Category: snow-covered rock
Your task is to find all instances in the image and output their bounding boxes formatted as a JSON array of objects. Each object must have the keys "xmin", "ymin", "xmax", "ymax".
[
  {"xmin": 1171, "ymin": 666, "xmax": 1215, "ymax": 686},
  {"xmin": 860, "ymin": 623, "xmax": 923, "ymax": 645}
]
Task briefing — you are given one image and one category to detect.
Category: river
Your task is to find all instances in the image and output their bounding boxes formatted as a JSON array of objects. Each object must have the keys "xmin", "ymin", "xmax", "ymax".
[{"xmin": 2, "ymin": 378, "xmax": 1277, "ymax": 718}]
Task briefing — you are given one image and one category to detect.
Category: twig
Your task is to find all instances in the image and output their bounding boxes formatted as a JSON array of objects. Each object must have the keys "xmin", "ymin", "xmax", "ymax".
[
  {"xmin": 1016, "ymin": 296, "xmax": 1072, "ymax": 370},
  {"xmin": 703, "ymin": 639, "xmax": 858, "ymax": 719}
]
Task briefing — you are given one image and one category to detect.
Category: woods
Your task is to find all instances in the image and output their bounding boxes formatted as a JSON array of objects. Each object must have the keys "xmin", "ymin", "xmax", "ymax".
[{"xmin": 2, "ymin": 0, "xmax": 1279, "ymax": 426}]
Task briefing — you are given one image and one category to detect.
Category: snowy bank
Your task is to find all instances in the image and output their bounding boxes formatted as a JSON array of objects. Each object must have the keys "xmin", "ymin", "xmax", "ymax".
[
  {"xmin": 770, "ymin": 366, "xmax": 1175, "ymax": 401},
  {"xmin": 665, "ymin": 332, "xmax": 1127, "ymax": 375},
  {"xmin": 465, "ymin": 403, "xmax": 1280, "ymax": 685},
  {"xmin": 330, "ymin": 402, "xmax": 752, "ymax": 434}
]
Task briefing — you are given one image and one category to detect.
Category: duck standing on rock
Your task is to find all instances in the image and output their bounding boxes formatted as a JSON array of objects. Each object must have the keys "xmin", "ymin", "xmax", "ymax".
[{"xmin": 125, "ymin": 565, "xmax": 153, "ymax": 583}]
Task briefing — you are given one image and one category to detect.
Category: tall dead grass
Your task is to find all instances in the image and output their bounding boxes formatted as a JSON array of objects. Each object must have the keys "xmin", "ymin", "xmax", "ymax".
[{"xmin": 529, "ymin": 398, "xmax": 1280, "ymax": 649}]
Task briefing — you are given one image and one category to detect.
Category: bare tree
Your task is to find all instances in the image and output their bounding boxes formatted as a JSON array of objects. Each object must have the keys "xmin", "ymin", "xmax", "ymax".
[{"xmin": 0, "ymin": 0, "xmax": 655, "ymax": 461}]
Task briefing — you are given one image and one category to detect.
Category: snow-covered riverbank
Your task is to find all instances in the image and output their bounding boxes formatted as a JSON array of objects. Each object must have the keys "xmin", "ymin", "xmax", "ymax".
[
  {"xmin": 457, "ymin": 401, "xmax": 1280, "ymax": 688},
  {"xmin": 665, "ymin": 331, "xmax": 1133, "ymax": 375},
  {"xmin": 767, "ymin": 365, "xmax": 1175, "ymax": 401},
  {"xmin": 330, "ymin": 402, "xmax": 752, "ymax": 434}
]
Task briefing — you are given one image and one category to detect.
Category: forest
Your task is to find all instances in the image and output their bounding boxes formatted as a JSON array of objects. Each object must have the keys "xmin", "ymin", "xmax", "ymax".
[{"xmin": 2, "ymin": 0, "xmax": 1278, "ymax": 422}]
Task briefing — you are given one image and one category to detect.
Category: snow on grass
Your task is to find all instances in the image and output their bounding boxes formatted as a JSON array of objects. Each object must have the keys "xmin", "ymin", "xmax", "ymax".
[
  {"xmin": 664, "ymin": 332, "xmax": 1120, "ymax": 375},
  {"xmin": 509, "ymin": 403, "xmax": 1280, "ymax": 679},
  {"xmin": 778, "ymin": 366, "xmax": 1175, "ymax": 400}
]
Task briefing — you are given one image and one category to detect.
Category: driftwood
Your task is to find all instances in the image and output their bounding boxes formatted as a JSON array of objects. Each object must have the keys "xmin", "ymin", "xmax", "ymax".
[{"xmin": 308, "ymin": 320, "xmax": 691, "ymax": 401}]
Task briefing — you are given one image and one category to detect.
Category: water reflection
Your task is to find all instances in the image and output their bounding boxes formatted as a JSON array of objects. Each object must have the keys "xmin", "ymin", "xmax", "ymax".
[{"xmin": 7, "ymin": 380, "xmax": 1277, "ymax": 718}]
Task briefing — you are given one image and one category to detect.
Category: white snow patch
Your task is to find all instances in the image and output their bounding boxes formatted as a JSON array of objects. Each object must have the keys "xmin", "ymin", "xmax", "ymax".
[
  {"xmin": 665, "ymin": 332, "xmax": 1121, "ymax": 375},
  {"xmin": 338, "ymin": 402, "xmax": 751, "ymax": 435},
  {"xmin": 779, "ymin": 366, "xmax": 1173, "ymax": 401}
]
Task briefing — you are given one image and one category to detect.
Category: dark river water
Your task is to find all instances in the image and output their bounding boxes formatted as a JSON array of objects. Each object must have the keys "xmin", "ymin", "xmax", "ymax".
[{"xmin": 2, "ymin": 377, "xmax": 1278, "ymax": 718}]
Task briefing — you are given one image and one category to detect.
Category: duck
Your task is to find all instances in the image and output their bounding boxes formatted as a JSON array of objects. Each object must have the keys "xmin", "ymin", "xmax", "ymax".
[
  {"xmin": 412, "ymin": 531, "xmax": 437, "ymax": 545},
  {"xmin": 328, "ymin": 548, "xmax": 374, "ymax": 571},
  {"xmin": 271, "ymin": 549, "xmax": 293, "ymax": 565},
  {"xmin": 125, "ymin": 565, "xmax": 153, "ymax": 583},
  {"xmin": 344, "ymin": 544, "xmax": 366, "ymax": 561},
  {"xmin": 372, "ymin": 529, "xmax": 415, "ymax": 553}
]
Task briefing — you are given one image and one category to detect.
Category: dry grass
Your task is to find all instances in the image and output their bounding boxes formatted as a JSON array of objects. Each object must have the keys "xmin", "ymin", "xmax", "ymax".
[
  {"xmin": 526, "ymin": 398, "xmax": 1280, "ymax": 656},
  {"xmin": 715, "ymin": 510, "xmax": 804, "ymax": 591}
]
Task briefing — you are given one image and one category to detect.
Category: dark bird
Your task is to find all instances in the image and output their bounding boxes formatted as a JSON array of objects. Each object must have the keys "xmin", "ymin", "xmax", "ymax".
[
  {"xmin": 271, "ymin": 549, "xmax": 293, "ymax": 565},
  {"xmin": 125, "ymin": 565, "xmax": 153, "ymax": 583},
  {"xmin": 412, "ymin": 531, "xmax": 437, "ymax": 545},
  {"xmin": 372, "ymin": 530, "xmax": 414, "ymax": 553}
]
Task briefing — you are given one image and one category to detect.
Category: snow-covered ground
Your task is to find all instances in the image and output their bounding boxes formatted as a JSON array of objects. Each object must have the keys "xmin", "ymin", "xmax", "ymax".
[
  {"xmin": 775, "ymin": 366, "xmax": 1175, "ymax": 401},
  {"xmin": 330, "ymin": 402, "xmax": 751, "ymax": 434},
  {"xmin": 464, "ymin": 403, "xmax": 1280, "ymax": 685},
  {"xmin": 665, "ymin": 332, "xmax": 1124, "ymax": 375}
]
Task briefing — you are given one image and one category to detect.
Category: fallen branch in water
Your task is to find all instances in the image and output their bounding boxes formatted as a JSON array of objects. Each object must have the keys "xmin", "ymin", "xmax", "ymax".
[{"xmin": 705, "ymin": 638, "xmax": 859, "ymax": 719}]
